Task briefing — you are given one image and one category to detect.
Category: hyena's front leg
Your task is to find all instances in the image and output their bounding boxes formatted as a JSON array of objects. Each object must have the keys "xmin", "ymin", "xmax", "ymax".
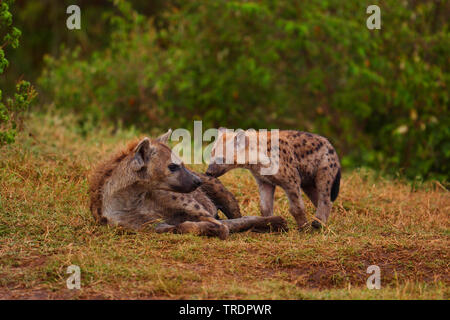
[
  {"xmin": 107, "ymin": 212, "xmax": 160, "ymax": 231},
  {"xmin": 198, "ymin": 174, "xmax": 241, "ymax": 219},
  {"xmin": 156, "ymin": 191, "xmax": 229, "ymax": 238},
  {"xmin": 221, "ymin": 216, "xmax": 288, "ymax": 233},
  {"xmin": 256, "ymin": 179, "xmax": 276, "ymax": 217},
  {"xmin": 155, "ymin": 222, "xmax": 229, "ymax": 240},
  {"xmin": 311, "ymin": 193, "xmax": 331, "ymax": 229},
  {"xmin": 180, "ymin": 198, "xmax": 224, "ymax": 225},
  {"xmin": 154, "ymin": 223, "xmax": 176, "ymax": 233},
  {"xmin": 310, "ymin": 168, "xmax": 334, "ymax": 228},
  {"xmin": 302, "ymin": 185, "xmax": 318, "ymax": 208}
]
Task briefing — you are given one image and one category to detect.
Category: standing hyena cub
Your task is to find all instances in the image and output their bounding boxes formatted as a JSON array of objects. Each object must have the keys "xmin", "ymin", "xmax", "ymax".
[
  {"xmin": 206, "ymin": 128, "xmax": 341, "ymax": 230},
  {"xmin": 88, "ymin": 130, "xmax": 287, "ymax": 240}
]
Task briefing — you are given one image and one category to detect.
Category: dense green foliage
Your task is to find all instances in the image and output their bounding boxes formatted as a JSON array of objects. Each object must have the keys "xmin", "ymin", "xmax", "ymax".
[
  {"xmin": 0, "ymin": 0, "xmax": 170, "ymax": 94},
  {"xmin": 0, "ymin": 0, "xmax": 36, "ymax": 146},
  {"xmin": 21, "ymin": 0, "xmax": 450, "ymax": 181}
]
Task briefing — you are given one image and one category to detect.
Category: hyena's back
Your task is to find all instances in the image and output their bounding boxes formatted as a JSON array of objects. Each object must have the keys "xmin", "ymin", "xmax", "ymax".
[
  {"xmin": 279, "ymin": 130, "xmax": 340, "ymax": 189},
  {"xmin": 89, "ymin": 139, "xmax": 139, "ymax": 224},
  {"xmin": 274, "ymin": 130, "xmax": 341, "ymax": 200}
]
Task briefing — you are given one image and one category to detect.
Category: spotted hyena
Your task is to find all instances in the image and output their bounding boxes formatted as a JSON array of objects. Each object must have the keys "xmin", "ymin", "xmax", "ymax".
[
  {"xmin": 206, "ymin": 128, "xmax": 341, "ymax": 230},
  {"xmin": 88, "ymin": 130, "xmax": 288, "ymax": 240}
]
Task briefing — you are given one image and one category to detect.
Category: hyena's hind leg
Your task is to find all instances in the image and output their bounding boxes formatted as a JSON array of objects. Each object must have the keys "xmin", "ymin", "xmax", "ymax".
[
  {"xmin": 302, "ymin": 184, "xmax": 318, "ymax": 207},
  {"xmin": 199, "ymin": 174, "xmax": 241, "ymax": 219},
  {"xmin": 282, "ymin": 177, "xmax": 309, "ymax": 230},
  {"xmin": 302, "ymin": 185, "xmax": 324, "ymax": 228},
  {"xmin": 155, "ymin": 221, "xmax": 229, "ymax": 240},
  {"xmin": 106, "ymin": 212, "xmax": 160, "ymax": 231},
  {"xmin": 221, "ymin": 216, "xmax": 288, "ymax": 233},
  {"xmin": 154, "ymin": 223, "xmax": 176, "ymax": 233},
  {"xmin": 310, "ymin": 167, "xmax": 341, "ymax": 229}
]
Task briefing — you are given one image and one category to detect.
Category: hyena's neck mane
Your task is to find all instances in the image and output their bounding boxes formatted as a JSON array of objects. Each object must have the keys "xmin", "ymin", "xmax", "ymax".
[{"xmin": 89, "ymin": 139, "xmax": 141, "ymax": 224}]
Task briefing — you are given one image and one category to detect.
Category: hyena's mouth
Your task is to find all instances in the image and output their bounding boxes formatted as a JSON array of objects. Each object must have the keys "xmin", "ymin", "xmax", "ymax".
[
  {"xmin": 170, "ymin": 183, "xmax": 201, "ymax": 193},
  {"xmin": 169, "ymin": 172, "xmax": 203, "ymax": 193}
]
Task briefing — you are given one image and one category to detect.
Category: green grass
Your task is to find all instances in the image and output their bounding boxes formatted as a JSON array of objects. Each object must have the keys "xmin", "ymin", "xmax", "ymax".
[{"xmin": 0, "ymin": 112, "xmax": 448, "ymax": 299}]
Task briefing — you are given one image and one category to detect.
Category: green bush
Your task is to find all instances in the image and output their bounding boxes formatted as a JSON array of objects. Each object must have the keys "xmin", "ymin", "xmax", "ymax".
[
  {"xmin": 39, "ymin": 0, "xmax": 449, "ymax": 182},
  {"xmin": 0, "ymin": 0, "xmax": 37, "ymax": 146},
  {"xmin": 39, "ymin": 1, "xmax": 165, "ymax": 128}
]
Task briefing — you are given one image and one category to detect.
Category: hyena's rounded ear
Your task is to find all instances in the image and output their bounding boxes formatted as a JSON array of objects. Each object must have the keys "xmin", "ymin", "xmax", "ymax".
[
  {"xmin": 131, "ymin": 137, "xmax": 151, "ymax": 171},
  {"xmin": 155, "ymin": 129, "xmax": 172, "ymax": 144}
]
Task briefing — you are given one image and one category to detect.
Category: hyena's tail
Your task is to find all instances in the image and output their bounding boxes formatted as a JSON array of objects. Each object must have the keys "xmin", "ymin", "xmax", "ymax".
[{"xmin": 330, "ymin": 168, "xmax": 341, "ymax": 202}]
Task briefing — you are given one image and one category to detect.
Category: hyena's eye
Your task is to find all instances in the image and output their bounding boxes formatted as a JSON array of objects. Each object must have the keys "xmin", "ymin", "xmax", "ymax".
[{"xmin": 168, "ymin": 163, "xmax": 180, "ymax": 172}]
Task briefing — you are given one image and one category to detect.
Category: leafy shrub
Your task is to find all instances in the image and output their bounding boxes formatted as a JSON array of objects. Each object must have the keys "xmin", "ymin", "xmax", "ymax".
[
  {"xmin": 39, "ymin": 0, "xmax": 449, "ymax": 182},
  {"xmin": 39, "ymin": 1, "xmax": 166, "ymax": 129},
  {"xmin": 0, "ymin": 0, "xmax": 36, "ymax": 146}
]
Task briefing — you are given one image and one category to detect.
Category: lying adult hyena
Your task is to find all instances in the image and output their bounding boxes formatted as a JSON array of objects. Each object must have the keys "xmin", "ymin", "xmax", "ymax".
[
  {"xmin": 88, "ymin": 130, "xmax": 288, "ymax": 240},
  {"xmin": 206, "ymin": 128, "xmax": 341, "ymax": 230}
]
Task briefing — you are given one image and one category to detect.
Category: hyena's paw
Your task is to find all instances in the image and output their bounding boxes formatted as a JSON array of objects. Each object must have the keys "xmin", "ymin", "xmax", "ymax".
[
  {"xmin": 253, "ymin": 216, "xmax": 289, "ymax": 233},
  {"xmin": 174, "ymin": 221, "xmax": 199, "ymax": 235},
  {"xmin": 173, "ymin": 221, "xmax": 228, "ymax": 240},
  {"xmin": 202, "ymin": 222, "xmax": 229, "ymax": 240},
  {"xmin": 154, "ymin": 224, "xmax": 177, "ymax": 233},
  {"xmin": 311, "ymin": 220, "xmax": 323, "ymax": 229},
  {"xmin": 268, "ymin": 216, "xmax": 289, "ymax": 232}
]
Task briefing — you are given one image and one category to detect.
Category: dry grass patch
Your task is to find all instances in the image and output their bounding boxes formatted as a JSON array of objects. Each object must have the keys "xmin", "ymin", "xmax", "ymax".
[{"xmin": 0, "ymin": 113, "xmax": 448, "ymax": 299}]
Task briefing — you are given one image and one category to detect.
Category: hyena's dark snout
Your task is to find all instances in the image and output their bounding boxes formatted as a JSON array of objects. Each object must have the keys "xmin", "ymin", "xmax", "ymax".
[
  {"xmin": 192, "ymin": 175, "xmax": 202, "ymax": 188},
  {"xmin": 170, "ymin": 167, "xmax": 203, "ymax": 193},
  {"xmin": 182, "ymin": 169, "xmax": 203, "ymax": 192}
]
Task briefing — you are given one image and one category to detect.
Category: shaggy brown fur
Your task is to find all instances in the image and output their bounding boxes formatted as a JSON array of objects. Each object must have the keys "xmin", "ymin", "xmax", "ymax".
[{"xmin": 89, "ymin": 139, "xmax": 141, "ymax": 225}]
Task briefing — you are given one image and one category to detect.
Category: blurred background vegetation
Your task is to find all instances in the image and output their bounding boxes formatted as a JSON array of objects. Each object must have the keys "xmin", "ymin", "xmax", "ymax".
[{"xmin": 1, "ymin": 0, "xmax": 449, "ymax": 183}]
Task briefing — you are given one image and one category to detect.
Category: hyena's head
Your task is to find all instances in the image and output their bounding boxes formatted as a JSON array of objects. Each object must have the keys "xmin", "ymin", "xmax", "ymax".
[
  {"xmin": 129, "ymin": 130, "xmax": 202, "ymax": 193},
  {"xmin": 206, "ymin": 128, "xmax": 252, "ymax": 178}
]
